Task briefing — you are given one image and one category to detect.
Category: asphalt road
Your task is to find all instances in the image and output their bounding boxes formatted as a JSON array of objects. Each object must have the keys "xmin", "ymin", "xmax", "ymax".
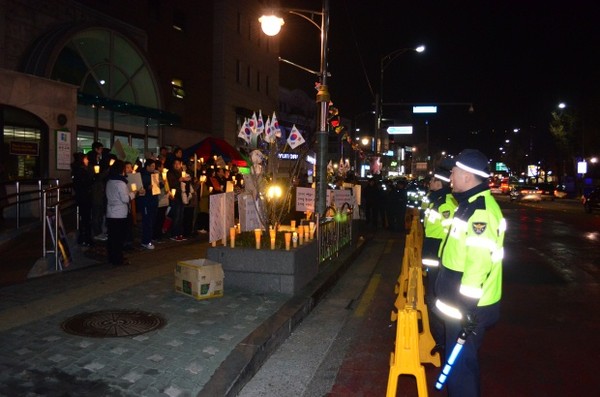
[{"xmin": 236, "ymin": 195, "xmax": 600, "ymax": 396}]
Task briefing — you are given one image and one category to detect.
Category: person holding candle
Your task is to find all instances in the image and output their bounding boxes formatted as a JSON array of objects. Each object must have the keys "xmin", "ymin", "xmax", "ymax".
[
  {"xmin": 167, "ymin": 158, "xmax": 191, "ymax": 241},
  {"xmin": 196, "ymin": 173, "xmax": 210, "ymax": 234},
  {"xmin": 123, "ymin": 161, "xmax": 136, "ymax": 250},
  {"xmin": 138, "ymin": 159, "xmax": 159, "ymax": 250},
  {"xmin": 105, "ymin": 160, "xmax": 138, "ymax": 266},
  {"xmin": 71, "ymin": 152, "xmax": 94, "ymax": 247},
  {"xmin": 88, "ymin": 142, "xmax": 110, "ymax": 241},
  {"xmin": 154, "ymin": 160, "xmax": 170, "ymax": 240}
]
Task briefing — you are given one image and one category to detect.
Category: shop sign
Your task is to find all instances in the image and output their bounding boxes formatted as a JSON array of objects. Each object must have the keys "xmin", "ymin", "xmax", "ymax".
[
  {"xmin": 9, "ymin": 141, "xmax": 39, "ymax": 156},
  {"xmin": 56, "ymin": 130, "xmax": 72, "ymax": 170}
]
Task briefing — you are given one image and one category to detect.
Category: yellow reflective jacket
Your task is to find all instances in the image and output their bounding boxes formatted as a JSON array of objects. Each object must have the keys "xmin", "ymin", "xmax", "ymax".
[{"xmin": 435, "ymin": 187, "xmax": 506, "ymax": 320}]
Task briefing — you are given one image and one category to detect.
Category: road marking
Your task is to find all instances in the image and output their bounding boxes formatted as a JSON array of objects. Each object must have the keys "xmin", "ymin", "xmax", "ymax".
[{"xmin": 354, "ymin": 273, "xmax": 381, "ymax": 318}]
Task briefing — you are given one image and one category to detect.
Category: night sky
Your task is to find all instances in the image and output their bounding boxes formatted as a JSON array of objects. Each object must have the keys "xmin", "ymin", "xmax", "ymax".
[{"xmin": 277, "ymin": 0, "xmax": 600, "ymax": 156}]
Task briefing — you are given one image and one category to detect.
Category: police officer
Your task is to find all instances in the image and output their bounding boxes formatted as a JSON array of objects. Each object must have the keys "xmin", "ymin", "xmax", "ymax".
[
  {"xmin": 434, "ymin": 149, "xmax": 506, "ymax": 397},
  {"xmin": 421, "ymin": 165, "xmax": 457, "ymax": 349}
]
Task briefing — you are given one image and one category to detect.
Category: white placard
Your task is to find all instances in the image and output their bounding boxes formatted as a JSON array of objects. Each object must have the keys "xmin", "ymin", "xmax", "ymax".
[
  {"xmin": 332, "ymin": 189, "xmax": 354, "ymax": 209},
  {"xmin": 353, "ymin": 184, "xmax": 361, "ymax": 206},
  {"xmin": 295, "ymin": 187, "xmax": 315, "ymax": 212},
  {"xmin": 56, "ymin": 131, "xmax": 71, "ymax": 170},
  {"xmin": 209, "ymin": 192, "xmax": 235, "ymax": 243},
  {"xmin": 151, "ymin": 173, "xmax": 161, "ymax": 195},
  {"xmin": 127, "ymin": 172, "xmax": 142, "ymax": 192},
  {"xmin": 238, "ymin": 193, "xmax": 263, "ymax": 231}
]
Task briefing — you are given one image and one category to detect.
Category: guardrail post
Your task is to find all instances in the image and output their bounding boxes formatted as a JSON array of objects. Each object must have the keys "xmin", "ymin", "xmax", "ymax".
[
  {"xmin": 38, "ymin": 180, "xmax": 43, "ymax": 221},
  {"xmin": 15, "ymin": 181, "xmax": 21, "ymax": 229},
  {"xmin": 42, "ymin": 190, "xmax": 47, "ymax": 257}
]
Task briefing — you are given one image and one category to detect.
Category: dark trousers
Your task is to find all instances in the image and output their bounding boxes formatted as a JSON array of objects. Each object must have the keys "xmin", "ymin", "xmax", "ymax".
[
  {"xmin": 443, "ymin": 303, "xmax": 500, "ymax": 397},
  {"xmin": 141, "ymin": 200, "xmax": 158, "ymax": 244},
  {"xmin": 77, "ymin": 202, "xmax": 93, "ymax": 244},
  {"xmin": 91, "ymin": 201, "xmax": 105, "ymax": 236},
  {"xmin": 154, "ymin": 206, "xmax": 168, "ymax": 239},
  {"xmin": 196, "ymin": 212, "xmax": 209, "ymax": 231},
  {"xmin": 106, "ymin": 217, "xmax": 127, "ymax": 265},
  {"xmin": 169, "ymin": 200, "xmax": 184, "ymax": 237},
  {"xmin": 425, "ymin": 267, "xmax": 445, "ymax": 346}
]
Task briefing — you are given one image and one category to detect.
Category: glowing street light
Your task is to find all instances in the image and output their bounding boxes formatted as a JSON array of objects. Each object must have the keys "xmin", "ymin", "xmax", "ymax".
[
  {"xmin": 375, "ymin": 45, "xmax": 426, "ymax": 153},
  {"xmin": 259, "ymin": 0, "xmax": 330, "ymax": 216}
]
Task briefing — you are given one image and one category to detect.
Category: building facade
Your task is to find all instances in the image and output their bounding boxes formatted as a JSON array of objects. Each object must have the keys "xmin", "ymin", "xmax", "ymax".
[{"xmin": 0, "ymin": 0, "xmax": 279, "ymax": 183}]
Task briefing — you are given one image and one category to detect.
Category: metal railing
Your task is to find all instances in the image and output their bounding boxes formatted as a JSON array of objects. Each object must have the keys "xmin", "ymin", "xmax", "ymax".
[
  {"xmin": 42, "ymin": 185, "xmax": 75, "ymax": 271},
  {"xmin": 0, "ymin": 179, "xmax": 62, "ymax": 228},
  {"xmin": 316, "ymin": 202, "xmax": 354, "ymax": 264}
]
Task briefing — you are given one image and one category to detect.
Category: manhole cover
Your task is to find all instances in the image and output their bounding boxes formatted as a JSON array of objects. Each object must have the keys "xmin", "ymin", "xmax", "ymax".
[{"xmin": 61, "ymin": 309, "xmax": 166, "ymax": 338}]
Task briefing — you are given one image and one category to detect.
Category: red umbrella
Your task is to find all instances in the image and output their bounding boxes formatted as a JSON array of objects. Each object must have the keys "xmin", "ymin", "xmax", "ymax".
[{"xmin": 183, "ymin": 137, "xmax": 247, "ymax": 166}]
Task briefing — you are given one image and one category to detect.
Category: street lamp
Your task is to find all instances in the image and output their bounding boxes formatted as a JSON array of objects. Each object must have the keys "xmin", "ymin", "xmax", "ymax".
[
  {"xmin": 259, "ymin": 0, "xmax": 330, "ymax": 216},
  {"xmin": 375, "ymin": 45, "xmax": 425, "ymax": 154}
]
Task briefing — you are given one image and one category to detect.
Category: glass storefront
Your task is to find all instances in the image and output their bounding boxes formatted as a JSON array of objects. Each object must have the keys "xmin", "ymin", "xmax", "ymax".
[{"xmin": 1, "ymin": 106, "xmax": 47, "ymax": 180}]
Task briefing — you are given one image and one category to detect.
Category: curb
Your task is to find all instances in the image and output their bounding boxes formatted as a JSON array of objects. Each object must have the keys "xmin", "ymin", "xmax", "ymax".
[{"xmin": 198, "ymin": 235, "xmax": 372, "ymax": 397}]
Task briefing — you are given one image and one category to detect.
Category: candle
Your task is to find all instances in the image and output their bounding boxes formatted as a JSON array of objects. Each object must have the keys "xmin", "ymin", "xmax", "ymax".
[
  {"xmin": 254, "ymin": 229, "xmax": 262, "ymax": 249},
  {"xmin": 181, "ymin": 171, "xmax": 187, "ymax": 178},
  {"xmin": 309, "ymin": 221, "xmax": 315, "ymax": 239},
  {"xmin": 94, "ymin": 165, "xmax": 100, "ymax": 174},
  {"xmin": 270, "ymin": 229, "xmax": 276, "ymax": 250},
  {"xmin": 285, "ymin": 232, "xmax": 292, "ymax": 251},
  {"xmin": 109, "ymin": 158, "xmax": 115, "ymax": 166},
  {"xmin": 304, "ymin": 225, "xmax": 310, "ymax": 241},
  {"xmin": 291, "ymin": 220, "xmax": 296, "ymax": 231},
  {"xmin": 237, "ymin": 223, "xmax": 241, "ymax": 234},
  {"xmin": 229, "ymin": 227, "xmax": 236, "ymax": 248},
  {"xmin": 133, "ymin": 163, "xmax": 138, "ymax": 172},
  {"xmin": 130, "ymin": 183, "xmax": 137, "ymax": 192},
  {"xmin": 292, "ymin": 232, "xmax": 298, "ymax": 248},
  {"xmin": 171, "ymin": 188, "xmax": 176, "ymax": 197},
  {"xmin": 298, "ymin": 230, "xmax": 304, "ymax": 245}
]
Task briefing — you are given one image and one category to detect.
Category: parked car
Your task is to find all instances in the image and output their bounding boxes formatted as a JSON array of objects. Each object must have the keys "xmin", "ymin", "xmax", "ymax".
[
  {"xmin": 582, "ymin": 187, "xmax": 600, "ymax": 213},
  {"xmin": 510, "ymin": 184, "xmax": 555, "ymax": 201}
]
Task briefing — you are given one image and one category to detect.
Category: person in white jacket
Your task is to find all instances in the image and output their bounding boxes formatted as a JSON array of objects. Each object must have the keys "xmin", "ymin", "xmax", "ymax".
[{"xmin": 105, "ymin": 160, "xmax": 138, "ymax": 266}]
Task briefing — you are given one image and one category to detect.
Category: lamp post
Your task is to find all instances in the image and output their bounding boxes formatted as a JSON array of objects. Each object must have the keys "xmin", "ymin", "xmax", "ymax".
[
  {"xmin": 259, "ymin": 0, "xmax": 330, "ymax": 216},
  {"xmin": 375, "ymin": 45, "xmax": 425, "ymax": 154}
]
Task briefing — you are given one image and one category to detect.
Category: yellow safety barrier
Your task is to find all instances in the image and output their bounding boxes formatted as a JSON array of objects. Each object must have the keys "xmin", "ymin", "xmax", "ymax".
[
  {"xmin": 387, "ymin": 205, "xmax": 440, "ymax": 396},
  {"xmin": 405, "ymin": 266, "xmax": 440, "ymax": 367},
  {"xmin": 387, "ymin": 309, "xmax": 429, "ymax": 397}
]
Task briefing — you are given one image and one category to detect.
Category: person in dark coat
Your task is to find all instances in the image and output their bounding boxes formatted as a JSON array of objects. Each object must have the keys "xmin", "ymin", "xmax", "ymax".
[
  {"xmin": 137, "ymin": 159, "xmax": 159, "ymax": 249},
  {"xmin": 88, "ymin": 142, "xmax": 110, "ymax": 239},
  {"xmin": 71, "ymin": 152, "xmax": 94, "ymax": 246}
]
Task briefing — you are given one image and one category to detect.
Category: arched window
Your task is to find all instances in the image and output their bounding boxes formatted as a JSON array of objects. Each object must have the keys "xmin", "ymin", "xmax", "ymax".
[
  {"xmin": 51, "ymin": 28, "xmax": 159, "ymax": 108},
  {"xmin": 50, "ymin": 28, "xmax": 166, "ymax": 159}
]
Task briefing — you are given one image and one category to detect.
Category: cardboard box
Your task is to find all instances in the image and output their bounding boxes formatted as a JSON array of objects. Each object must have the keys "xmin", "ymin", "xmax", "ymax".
[{"xmin": 175, "ymin": 259, "xmax": 224, "ymax": 300}]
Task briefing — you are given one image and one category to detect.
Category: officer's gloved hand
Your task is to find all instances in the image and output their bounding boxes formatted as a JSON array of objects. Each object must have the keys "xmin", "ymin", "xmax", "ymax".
[{"xmin": 462, "ymin": 313, "xmax": 478, "ymax": 336}]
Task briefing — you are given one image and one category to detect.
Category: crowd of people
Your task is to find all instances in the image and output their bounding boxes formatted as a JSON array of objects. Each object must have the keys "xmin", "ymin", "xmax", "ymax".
[{"xmin": 71, "ymin": 141, "xmax": 244, "ymax": 266}]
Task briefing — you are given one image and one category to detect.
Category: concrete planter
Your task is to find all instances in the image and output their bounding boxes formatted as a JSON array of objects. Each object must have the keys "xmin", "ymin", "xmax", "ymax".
[{"xmin": 206, "ymin": 241, "xmax": 318, "ymax": 295}]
